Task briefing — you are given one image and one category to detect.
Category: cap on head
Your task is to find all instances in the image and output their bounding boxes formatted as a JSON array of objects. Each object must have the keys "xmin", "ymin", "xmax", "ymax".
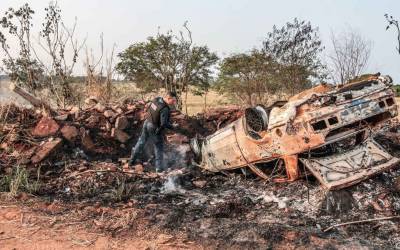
[
  {"xmin": 164, "ymin": 91, "xmax": 178, "ymax": 105},
  {"xmin": 166, "ymin": 91, "xmax": 177, "ymax": 99}
]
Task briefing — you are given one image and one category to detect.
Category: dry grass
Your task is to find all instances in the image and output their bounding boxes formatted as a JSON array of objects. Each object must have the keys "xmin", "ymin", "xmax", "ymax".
[
  {"xmin": 111, "ymin": 82, "xmax": 230, "ymax": 115},
  {"xmin": 182, "ymin": 91, "xmax": 230, "ymax": 115},
  {"xmin": 2, "ymin": 80, "xmax": 230, "ymax": 115}
]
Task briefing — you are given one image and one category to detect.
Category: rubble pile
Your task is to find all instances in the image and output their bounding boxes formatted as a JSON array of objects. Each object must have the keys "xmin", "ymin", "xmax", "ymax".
[{"xmin": 0, "ymin": 101, "xmax": 242, "ymax": 173}]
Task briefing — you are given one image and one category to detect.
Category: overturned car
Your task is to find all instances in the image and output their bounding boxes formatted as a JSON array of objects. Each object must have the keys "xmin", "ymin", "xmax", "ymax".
[{"xmin": 191, "ymin": 74, "xmax": 400, "ymax": 190}]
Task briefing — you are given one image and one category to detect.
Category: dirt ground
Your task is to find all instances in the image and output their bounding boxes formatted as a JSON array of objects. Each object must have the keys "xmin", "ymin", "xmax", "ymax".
[
  {"xmin": 1, "ymin": 162, "xmax": 400, "ymax": 250},
  {"xmin": 0, "ymin": 204, "xmax": 203, "ymax": 250},
  {"xmin": 0, "ymin": 204, "xmax": 166, "ymax": 250}
]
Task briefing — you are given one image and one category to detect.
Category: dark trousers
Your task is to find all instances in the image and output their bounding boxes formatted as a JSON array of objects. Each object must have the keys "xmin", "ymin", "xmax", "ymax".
[{"xmin": 130, "ymin": 120, "xmax": 164, "ymax": 170}]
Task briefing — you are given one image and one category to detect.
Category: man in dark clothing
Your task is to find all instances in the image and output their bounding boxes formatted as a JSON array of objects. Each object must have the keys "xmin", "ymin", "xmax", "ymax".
[{"xmin": 128, "ymin": 92, "xmax": 178, "ymax": 172}]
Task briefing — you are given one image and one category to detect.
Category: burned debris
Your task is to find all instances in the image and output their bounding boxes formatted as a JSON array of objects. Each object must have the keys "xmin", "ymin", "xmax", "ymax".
[
  {"xmin": 191, "ymin": 75, "xmax": 400, "ymax": 190},
  {"xmin": 2, "ymin": 77, "xmax": 400, "ymax": 248},
  {"xmin": 3, "ymin": 74, "xmax": 400, "ymax": 191}
]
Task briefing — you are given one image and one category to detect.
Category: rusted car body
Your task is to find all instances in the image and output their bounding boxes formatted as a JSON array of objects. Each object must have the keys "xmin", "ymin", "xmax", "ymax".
[{"xmin": 191, "ymin": 75, "xmax": 400, "ymax": 190}]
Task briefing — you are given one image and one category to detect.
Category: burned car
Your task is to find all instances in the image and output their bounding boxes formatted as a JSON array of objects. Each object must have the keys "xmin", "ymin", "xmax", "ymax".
[{"xmin": 191, "ymin": 74, "xmax": 399, "ymax": 190}]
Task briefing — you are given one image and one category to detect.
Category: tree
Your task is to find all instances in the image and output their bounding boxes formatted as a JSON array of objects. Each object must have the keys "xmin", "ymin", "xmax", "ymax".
[
  {"xmin": 0, "ymin": 2, "xmax": 85, "ymax": 107},
  {"xmin": 2, "ymin": 58, "xmax": 44, "ymax": 89},
  {"xmin": 385, "ymin": 14, "xmax": 400, "ymax": 55},
  {"xmin": 116, "ymin": 23, "xmax": 219, "ymax": 109},
  {"xmin": 0, "ymin": 4, "xmax": 44, "ymax": 92},
  {"xmin": 84, "ymin": 34, "xmax": 117, "ymax": 103},
  {"xmin": 216, "ymin": 50, "xmax": 280, "ymax": 106},
  {"xmin": 192, "ymin": 80, "xmax": 211, "ymax": 112},
  {"xmin": 328, "ymin": 28, "xmax": 372, "ymax": 84},
  {"xmin": 36, "ymin": 2, "xmax": 85, "ymax": 106},
  {"xmin": 263, "ymin": 18, "xmax": 326, "ymax": 95}
]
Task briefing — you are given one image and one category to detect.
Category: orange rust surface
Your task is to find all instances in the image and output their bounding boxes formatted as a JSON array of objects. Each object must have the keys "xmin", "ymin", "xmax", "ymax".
[
  {"xmin": 272, "ymin": 155, "xmax": 299, "ymax": 182},
  {"xmin": 199, "ymin": 75, "xmax": 398, "ymax": 187},
  {"xmin": 289, "ymin": 84, "xmax": 332, "ymax": 101},
  {"xmin": 283, "ymin": 155, "xmax": 299, "ymax": 181}
]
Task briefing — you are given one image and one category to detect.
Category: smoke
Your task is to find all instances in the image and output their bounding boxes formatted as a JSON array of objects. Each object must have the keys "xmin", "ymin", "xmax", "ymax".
[
  {"xmin": 161, "ymin": 174, "xmax": 186, "ymax": 194},
  {"xmin": 161, "ymin": 176, "xmax": 179, "ymax": 193},
  {"xmin": 163, "ymin": 144, "xmax": 191, "ymax": 170},
  {"xmin": 258, "ymin": 193, "xmax": 289, "ymax": 209},
  {"xmin": 143, "ymin": 141, "xmax": 191, "ymax": 171}
]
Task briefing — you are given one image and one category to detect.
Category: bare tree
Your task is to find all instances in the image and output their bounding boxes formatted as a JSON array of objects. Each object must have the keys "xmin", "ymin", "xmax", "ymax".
[
  {"xmin": 84, "ymin": 33, "xmax": 117, "ymax": 103},
  {"xmin": 0, "ymin": 2, "xmax": 86, "ymax": 107},
  {"xmin": 328, "ymin": 28, "xmax": 372, "ymax": 84},
  {"xmin": 385, "ymin": 14, "xmax": 400, "ymax": 55},
  {"xmin": 35, "ymin": 2, "xmax": 86, "ymax": 107}
]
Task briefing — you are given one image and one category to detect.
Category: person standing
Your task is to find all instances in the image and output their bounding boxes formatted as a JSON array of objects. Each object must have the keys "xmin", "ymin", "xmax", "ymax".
[{"xmin": 128, "ymin": 92, "xmax": 178, "ymax": 172}]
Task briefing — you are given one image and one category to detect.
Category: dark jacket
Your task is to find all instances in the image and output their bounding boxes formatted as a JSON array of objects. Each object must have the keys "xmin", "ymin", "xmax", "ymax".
[{"xmin": 147, "ymin": 97, "xmax": 173, "ymax": 134}]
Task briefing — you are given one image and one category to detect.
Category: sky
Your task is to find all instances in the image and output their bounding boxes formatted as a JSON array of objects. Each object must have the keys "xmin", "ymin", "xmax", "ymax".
[{"xmin": 0, "ymin": 0, "xmax": 399, "ymax": 82}]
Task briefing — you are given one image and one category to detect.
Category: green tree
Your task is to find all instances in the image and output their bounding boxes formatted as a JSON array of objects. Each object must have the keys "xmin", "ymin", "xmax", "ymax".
[
  {"xmin": 191, "ymin": 80, "xmax": 211, "ymax": 112},
  {"xmin": 263, "ymin": 18, "xmax": 326, "ymax": 95},
  {"xmin": 116, "ymin": 23, "xmax": 219, "ymax": 109},
  {"xmin": 216, "ymin": 50, "xmax": 280, "ymax": 106}
]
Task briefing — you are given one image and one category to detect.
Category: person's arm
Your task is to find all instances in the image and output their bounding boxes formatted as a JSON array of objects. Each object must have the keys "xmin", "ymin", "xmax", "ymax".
[{"xmin": 156, "ymin": 108, "xmax": 173, "ymax": 134}]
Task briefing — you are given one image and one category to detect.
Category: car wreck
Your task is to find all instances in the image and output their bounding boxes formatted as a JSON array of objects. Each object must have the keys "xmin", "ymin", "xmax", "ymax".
[{"xmin": 191, "ymin": 74, "xmax": 400, "ymax": 190}]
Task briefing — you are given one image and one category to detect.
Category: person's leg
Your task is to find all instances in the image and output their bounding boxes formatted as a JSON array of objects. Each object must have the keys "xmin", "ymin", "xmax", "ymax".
[
  {"xmin": 129, "ymin": 121, "xmax": 149, "ymax": 165},
  {"xmin": 154, "ymin": 134, "xmax": 164, "ymax": 172}
]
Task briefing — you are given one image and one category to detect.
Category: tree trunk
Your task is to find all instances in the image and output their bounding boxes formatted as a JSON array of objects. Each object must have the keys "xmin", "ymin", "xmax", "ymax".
[
  {"xmin": 248, "ymin": 92, "xmax": 253, "ymax": 107},
  {"xmin": 10, "ymin": 83, "xmax": 54, "ymax": 114},
  {"xmin": 204, "ymin": 92, "xmax": 207, "ymax": 112},
  {"xmin": 185, "ymin": 88, "xmax": 189, "ymax": 115}
]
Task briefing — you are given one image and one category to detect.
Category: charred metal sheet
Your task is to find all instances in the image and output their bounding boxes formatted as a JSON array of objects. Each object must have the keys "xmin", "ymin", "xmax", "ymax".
[
  {"xmin": 191, "ymin": 74, "xmax": 400, "ymax": 189},
  {"xmin": 300, "ymin": 139, "xmax": 400, "ymax": 190}
]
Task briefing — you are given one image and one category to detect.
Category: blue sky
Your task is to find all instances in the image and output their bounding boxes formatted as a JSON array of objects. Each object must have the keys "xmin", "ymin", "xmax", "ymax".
[{"xmin": 0, "ymin": 0, "xmax": 399, "ymax": 81}]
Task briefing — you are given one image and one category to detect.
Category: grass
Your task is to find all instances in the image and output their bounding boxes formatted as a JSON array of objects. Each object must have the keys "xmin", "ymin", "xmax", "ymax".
[
  {"xmin": 111, "ymin": 176, "xmax": 133, "ymax": 202},
  {"xmin": 0, "ymin": 103, "xmax": 13, "ymax": 124},
  {"xmin": 182, "ymin": 91, "xmax": 230, "ymax": 115},
  {"xmin": 92, "ymin": 81, "xmax": 230, "ymax": 115},
  {"xmin": 2, "ymin": 80, "xmax": 231, "ymax": 115},
  {"xmin": 0, "ymin": 165, "xmax": 41, "ymax": 196}
]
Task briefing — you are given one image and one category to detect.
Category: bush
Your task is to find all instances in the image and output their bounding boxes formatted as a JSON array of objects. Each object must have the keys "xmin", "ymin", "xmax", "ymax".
[
  {"xmin": 393, "ymin": 85, "xmax": 400, "ymax": 97},
  {"xmin": 0, "ymin": 166, "xmax": 41, "ymax": 196}
]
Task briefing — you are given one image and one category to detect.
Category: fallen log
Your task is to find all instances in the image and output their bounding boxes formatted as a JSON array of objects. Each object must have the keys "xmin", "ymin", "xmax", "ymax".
[{"xmin": 9, "ymin": 83, "xmax": 53, "ymax": 112}]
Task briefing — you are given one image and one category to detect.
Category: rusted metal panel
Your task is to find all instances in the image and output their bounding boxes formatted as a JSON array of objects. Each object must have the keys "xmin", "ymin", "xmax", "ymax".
[
  {"xmin": 191, "ymin": 74, "xmax": 400, "ymax": 189},
  {"xmin": 300, "ymin": 138, "xmax": 400, "ymax": 190}
]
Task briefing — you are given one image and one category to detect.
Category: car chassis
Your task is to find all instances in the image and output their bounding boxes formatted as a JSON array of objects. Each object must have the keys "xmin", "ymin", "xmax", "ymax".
[{"xmin": 191, "ymin": 75, "xmax": 400, "ymax": 190}]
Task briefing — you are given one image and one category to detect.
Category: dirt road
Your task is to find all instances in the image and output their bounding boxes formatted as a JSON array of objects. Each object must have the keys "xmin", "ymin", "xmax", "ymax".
[{"xmin": 0, "ymin": 199, "xmax": 198, "ymax": 250}]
